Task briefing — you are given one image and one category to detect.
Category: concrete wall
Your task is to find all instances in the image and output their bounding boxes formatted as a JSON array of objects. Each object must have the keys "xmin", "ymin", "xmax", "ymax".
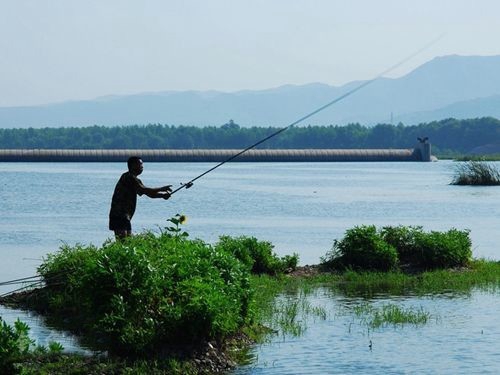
[{"xmin": 0, "ymin": 147, "xmax": 432, "ymax": 162}]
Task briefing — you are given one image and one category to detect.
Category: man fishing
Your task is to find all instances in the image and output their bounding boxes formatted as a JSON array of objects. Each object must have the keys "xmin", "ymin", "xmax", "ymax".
[{"xmin": 109, "ymin": 156, "xmax": 172, "ymax": 239}]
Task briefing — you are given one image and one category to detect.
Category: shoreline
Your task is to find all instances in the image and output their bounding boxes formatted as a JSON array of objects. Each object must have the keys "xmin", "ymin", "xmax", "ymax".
[{"xmin": 1, "ymin": 261, "xmax": 499, "ymax": 373}]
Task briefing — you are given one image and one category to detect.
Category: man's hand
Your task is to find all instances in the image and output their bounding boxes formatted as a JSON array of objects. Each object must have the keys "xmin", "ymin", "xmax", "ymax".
[
  {"xmin": 161, "ymin": 185, "xmax": 173, "ymax": 193},
  {"xmin": 163, "ymin": 192, "xmax": 171, "ymax": 200}
]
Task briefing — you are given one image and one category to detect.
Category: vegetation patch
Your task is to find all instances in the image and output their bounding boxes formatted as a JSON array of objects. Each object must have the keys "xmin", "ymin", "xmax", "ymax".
[
  {"xmin": 215, "ymin": 235, "xmax": 298, "ymax": 275},
  {"xmin": 351, "ymin": 303, "xmax": 433, "ymax": 329},
  {"xmin": 321, "ymin": 225, "xmax": 472, "ymax": 271},
  {"xmin": 21, "ymin": 219, "xmax": 264, "ymax": 358},
  {"xmin": 0, "ymin": 317, "xmax": 64, "ymax": 374},
  {"xmin": 451, "ymin": 160, "xmax": 500, "ymax": 185}
]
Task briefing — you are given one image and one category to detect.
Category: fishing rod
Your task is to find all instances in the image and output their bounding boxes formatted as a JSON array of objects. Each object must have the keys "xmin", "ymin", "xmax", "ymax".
[
  {"xmin": 169, "ymin": 35, "xmax": 443, "ymax": 196},
  {"xmin": 0, "ymin": 275, "xmax": 43, "ymax": 287},
  {"xmin": 0, "ymin": 270, "xmax": 70, "ymax": 299}
]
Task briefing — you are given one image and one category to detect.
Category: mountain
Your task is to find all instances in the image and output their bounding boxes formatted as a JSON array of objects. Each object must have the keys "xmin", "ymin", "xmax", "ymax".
[
  {"xmin": 2, "ymin": 54, "xmax": 500, "ymax": 128},
  {"xmin": 396, "ymin": 94, "xmax": 500, "ymax": 125}
]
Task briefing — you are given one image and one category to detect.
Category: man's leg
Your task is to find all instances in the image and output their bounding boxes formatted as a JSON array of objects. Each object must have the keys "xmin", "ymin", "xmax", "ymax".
[
  {"xmin": 114, "ymin": 229, "xmax": 131, "ymax": 240},
  {"xmin": 110, "ymin": 216, "xmax": 132, "ymax": 240}
]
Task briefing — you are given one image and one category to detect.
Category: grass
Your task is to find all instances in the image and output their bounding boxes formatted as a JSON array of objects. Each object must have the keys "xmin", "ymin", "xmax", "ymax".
[
  {"xmin": 252, "ymin": 259, "xmax": 500, "ymax": 298},
  {"xmin": 267, "ymin": 293, "xmax": 327, "ymax": 337},
  {"xmin": 351, "ymin": 303, "xmax": 433, "ymax": 329},
  {"xmin": 248, "ymin": 275, "xmax": 327, "ymax": 338},
  {"xmin": 451, "ymin": 160, "xmax": 500, "ymax": 185}
]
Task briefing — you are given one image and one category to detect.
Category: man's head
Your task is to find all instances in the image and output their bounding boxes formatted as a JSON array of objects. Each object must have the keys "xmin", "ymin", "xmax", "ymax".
[{"xmin": 127, "ymin": 156, "xmax": 144, "ymax": 176}]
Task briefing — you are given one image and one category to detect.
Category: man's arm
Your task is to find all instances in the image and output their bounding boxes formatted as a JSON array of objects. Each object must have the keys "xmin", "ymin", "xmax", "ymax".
[{"xmin": 138, "ymin": 185, "xmax": 172, "ymax": 199}]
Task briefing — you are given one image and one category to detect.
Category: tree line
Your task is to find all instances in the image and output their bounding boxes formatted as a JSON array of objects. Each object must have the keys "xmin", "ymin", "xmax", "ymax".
[{"xmin": 0, "ymin": 117, "xmax": 499, "ymax": 155}]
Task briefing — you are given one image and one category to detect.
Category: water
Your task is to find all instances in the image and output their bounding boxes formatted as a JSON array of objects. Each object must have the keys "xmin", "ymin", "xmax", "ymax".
[
  {"xmin": 0, "ymin": 161, "xmax": 499, "ymax": 368},
  {"xmin": 235, "ymin": 289, "xmax": 500, "ymax": 374}
]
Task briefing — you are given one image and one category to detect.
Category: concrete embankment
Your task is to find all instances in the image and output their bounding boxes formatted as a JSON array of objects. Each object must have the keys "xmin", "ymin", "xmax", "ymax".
[{"xmin": 0, "ymin": 144, "xmax": 433, "ymax": 162}]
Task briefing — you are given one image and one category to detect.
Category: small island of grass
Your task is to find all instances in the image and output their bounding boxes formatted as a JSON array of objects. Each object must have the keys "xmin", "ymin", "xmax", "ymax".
[{"xmin": 451, "ymin": 160, "xmax": 500, "ymax": 185}]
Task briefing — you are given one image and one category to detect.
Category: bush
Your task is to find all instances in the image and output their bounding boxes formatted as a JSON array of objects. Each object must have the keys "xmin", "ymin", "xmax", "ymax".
[
  {"xmin": 451, "ymin": 161, "xmax": 500, "ymax": 185},
  {"xmin": 322, "ymin": 226, "xmax": 398, "ymax": 271},
  {"xmin": 322, "ymin": 225, "xmax": 472, "ymax": 271},
  {"xmin": 0, "ymin": 318, "xmax": 33, "ymax": 374},
  {"xmin": 0, "ymin": 318, "xmax": 63, "ymax": 374},
  {"xmin": 416, "ymin": 229, "xmax": 472, "ymax": 268},
  {"xmin": 380, "ymin": 225, "xmax": 424, "ymax": 265},
  {"xmin": 38, "ymin": 231, "xmax": 252, "ymax": 355},
  {"xmin": 215, "ymin": 236, "xmax": 299, "ymax": 275},
  {"xmin": 382, "ymin": 226, "xmax": 472, "ymax": 269}
]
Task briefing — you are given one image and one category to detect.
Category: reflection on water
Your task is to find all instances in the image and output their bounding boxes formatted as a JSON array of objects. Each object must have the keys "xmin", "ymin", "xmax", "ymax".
[{"xmin": 1, "ymin": 161, "xmax": 499, "ymax": 371}]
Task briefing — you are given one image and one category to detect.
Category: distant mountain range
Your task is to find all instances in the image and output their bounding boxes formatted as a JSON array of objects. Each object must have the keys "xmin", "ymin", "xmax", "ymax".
[{"xmin": 2, "ymin": 54, "xmax": 500, "ymax": 128}]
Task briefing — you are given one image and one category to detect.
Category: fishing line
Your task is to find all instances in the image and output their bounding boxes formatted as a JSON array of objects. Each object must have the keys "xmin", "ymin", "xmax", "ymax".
[{"xmin": 170, "ymin": 34, "xmax": 444, "ymax": 196}]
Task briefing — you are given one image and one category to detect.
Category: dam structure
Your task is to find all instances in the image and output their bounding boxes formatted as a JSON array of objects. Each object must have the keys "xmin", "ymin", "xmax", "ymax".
[{"xmin": 0, "ymin": 141, "xmax": 433, "ymax": 162}]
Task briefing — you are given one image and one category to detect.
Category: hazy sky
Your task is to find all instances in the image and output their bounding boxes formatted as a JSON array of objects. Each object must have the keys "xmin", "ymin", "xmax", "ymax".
[{"xmin": 1, "ymin": 0, "xmax": 500, "ymax": 107}]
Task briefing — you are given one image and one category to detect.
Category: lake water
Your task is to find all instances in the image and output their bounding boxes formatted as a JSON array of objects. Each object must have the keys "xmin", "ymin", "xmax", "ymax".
[{"xmin": 1, "ymin": 161, "xmax": 499, "ymax": 371}]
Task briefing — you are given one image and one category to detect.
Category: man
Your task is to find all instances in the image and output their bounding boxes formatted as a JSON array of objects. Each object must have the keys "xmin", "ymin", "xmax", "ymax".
[{"xmin": 109, "ymin": 156, "xmax": 172, "ymax": 239}]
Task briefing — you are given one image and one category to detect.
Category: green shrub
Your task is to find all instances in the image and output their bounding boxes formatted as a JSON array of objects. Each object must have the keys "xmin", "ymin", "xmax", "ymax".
[
  {"xmin": 38, "ymin": 231, "xmax": 252, "ymax": 355},
  {"xmin": 215, "ymin": 236, "xmax": 298, "ymax": 275},
  {"xmin": 416, "ymin": 229, "xmax": 472, "ymax": 268},
  {"xmin": 322, "ymin": 225, "xmax": 472, "ymax": 271},
  {"xmin": 380, "ymin": 225, "xmax": 424, "ymax": 265},
  {"xmin": 0, "ymin": 318, "xmax": 33, "ymax": 374},
  {"xmin": 322, "ymin": 225, "xmax": 398, "ymax": 271}
]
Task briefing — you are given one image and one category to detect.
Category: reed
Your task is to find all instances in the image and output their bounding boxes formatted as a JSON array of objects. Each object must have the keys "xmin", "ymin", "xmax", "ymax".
[
  {"xmin": 351, "ymin": 303, "xmax": 432, "ymax": 328},
  {"xmin": 451, "ymin": 160, "xmax": 500, "ymax": 185},
  {"xmin": 249, "ymin": 276, "xmax": 327, "ymax": 337}
]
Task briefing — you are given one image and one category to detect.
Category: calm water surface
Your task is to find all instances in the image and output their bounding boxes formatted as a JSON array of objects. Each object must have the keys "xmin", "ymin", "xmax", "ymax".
[
  {"xmin": 0, "ymin": 161, "xmax": 499, "ymax": 371},
  {"xmin": 235, "ymin": 288, "xmax": 499, "ymax": 375}
]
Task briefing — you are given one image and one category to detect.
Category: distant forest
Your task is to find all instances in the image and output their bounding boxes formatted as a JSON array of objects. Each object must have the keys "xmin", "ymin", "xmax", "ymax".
[{"xmin": 0, "ymin": 117, "xmax": 499, "ymax": 155}]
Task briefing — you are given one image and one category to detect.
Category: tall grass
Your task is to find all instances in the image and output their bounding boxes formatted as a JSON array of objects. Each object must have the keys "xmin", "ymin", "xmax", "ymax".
[
  {"xmin": 451, "ymin": 160, "xmax": 500, "ymax": 185},
  {"xmin": 351, "ymin": 303, "xmax": 433, "ymax": 329},
  {"xmin": 249, "ymin": 276, "xmax": 327, "ymax": 338}
]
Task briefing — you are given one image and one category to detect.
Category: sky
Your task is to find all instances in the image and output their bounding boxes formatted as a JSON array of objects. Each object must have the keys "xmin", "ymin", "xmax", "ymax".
[{"xmin": 1, "ymin": 0, "xmax": 500, "ymax": 107}]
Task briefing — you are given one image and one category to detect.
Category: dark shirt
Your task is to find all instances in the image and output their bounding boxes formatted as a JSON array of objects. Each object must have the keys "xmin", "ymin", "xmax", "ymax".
[{"xmin": 109, "ymin": 172, "xmax": 145, "ymax": 220}]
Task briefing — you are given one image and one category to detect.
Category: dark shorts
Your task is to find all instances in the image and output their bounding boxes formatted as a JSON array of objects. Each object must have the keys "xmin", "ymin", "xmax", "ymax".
[{"xmin": 109, "ymin": 216, "xmax": 132, "ymax": 231}]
